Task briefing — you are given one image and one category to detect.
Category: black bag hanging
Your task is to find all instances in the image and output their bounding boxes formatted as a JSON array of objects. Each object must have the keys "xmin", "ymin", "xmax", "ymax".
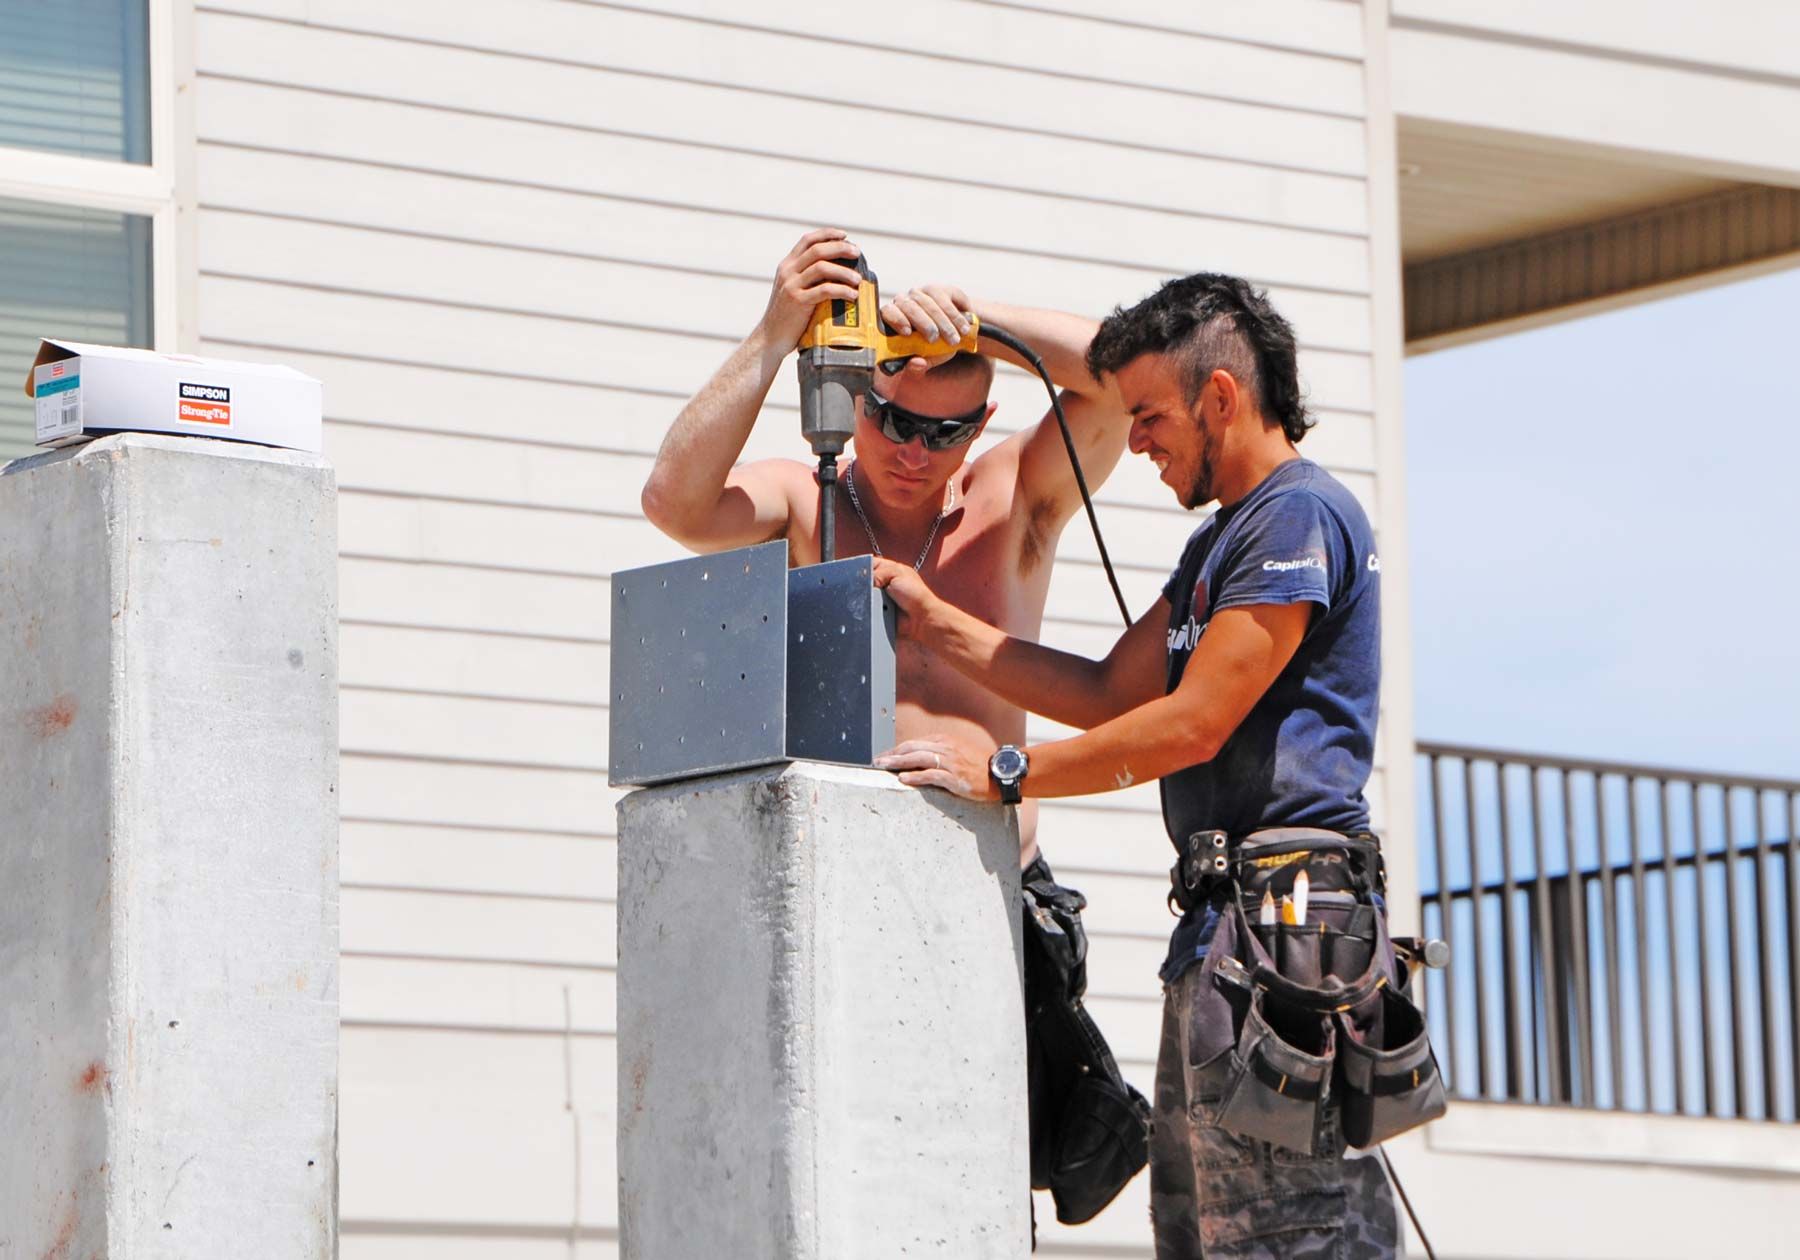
[{"xmin": 1021, "ymin": 857, "xmax": 1151, "ymax": 1226}]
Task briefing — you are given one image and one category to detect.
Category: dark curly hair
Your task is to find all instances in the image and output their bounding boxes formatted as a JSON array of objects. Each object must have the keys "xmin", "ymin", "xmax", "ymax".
[{"xmin": 1085, "ymin": 273, "xmax": 1312, "ymax": 443}]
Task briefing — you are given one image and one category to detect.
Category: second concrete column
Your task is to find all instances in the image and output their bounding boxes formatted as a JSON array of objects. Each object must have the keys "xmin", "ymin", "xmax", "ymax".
[{"xmin": 618, "ymin": 761, "xmax": 1029, "ymax": 1259}]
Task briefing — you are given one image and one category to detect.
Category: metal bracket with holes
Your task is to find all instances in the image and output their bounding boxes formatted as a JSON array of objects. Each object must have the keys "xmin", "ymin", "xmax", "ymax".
[{"xmin": 608, "ymin": 541, "xmax": 898, "ymax": 787}]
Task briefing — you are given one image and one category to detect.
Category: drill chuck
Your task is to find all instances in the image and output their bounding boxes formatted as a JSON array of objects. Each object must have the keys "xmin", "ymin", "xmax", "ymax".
[
  {"xmin": 797, "ymin": 345, "xmax": 872, "ymax": 460},
  {"xmin": 798, "ymin": 345, "xmax": 871, "ymax": 564}
]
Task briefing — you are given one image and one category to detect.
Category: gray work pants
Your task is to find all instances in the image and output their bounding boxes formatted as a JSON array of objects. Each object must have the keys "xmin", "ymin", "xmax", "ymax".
[{"xmin": 1149, "ymin": 965, "xmax": 1401, "ymax": 1259}]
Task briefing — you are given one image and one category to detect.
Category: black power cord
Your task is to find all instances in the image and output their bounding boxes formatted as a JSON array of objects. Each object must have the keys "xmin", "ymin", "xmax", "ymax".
[
  {"xmin": 1379, "ymin": 1146, "xmax": 1437, "ymax": 1260},
  {"xmin": 977, "ymin": 322, "xmax": 1132, "ymax": 628}
]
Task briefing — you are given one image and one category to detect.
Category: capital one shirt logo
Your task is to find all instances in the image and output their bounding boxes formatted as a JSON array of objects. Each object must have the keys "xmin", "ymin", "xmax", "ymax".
[{"xmin": 1262, "ymin": 555, "xmax": 1325, "ymax": 573}]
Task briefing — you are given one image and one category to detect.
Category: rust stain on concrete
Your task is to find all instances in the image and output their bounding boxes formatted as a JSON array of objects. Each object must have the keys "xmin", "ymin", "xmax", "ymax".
[
  {"xmin": 24, "ymin": 694, "xmax": 77, "ymax": 738},
  {"xmin": 41, "ymin": 1195, "xmax": 78, "ymax": 1260},
  {"xmin": 630, "ymin": 1053, "xmax": 650, "ymax": 1114},
  {"xmin": 75, "ymin": 1061, "xmax": 109, "ymax": 1096}
]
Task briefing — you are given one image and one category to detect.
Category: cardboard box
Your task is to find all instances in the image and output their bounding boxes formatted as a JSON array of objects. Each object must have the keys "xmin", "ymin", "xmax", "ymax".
[{"xmin": 26, "ymin": 340, "xmax": 323, "ymax": 453}]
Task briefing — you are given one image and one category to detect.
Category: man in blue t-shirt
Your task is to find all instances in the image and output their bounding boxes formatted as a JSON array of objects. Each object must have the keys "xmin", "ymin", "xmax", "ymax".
[{"xmin": 873, "ymin": 273, "xmax": 1398, "ymax": 1259}]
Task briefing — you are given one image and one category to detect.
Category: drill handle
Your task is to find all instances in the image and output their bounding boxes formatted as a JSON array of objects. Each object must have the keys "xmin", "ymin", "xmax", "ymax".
[
  {"xmin": 798, "ymin": 250, "xmax": 982, "ymax": 369},
  {"xmin": 799, "ymin": 254, "xmax": 881, "ymax": 355},
  {"xmin": 875, "ymin": 317, "xmax": 981, "ymax": 373}
]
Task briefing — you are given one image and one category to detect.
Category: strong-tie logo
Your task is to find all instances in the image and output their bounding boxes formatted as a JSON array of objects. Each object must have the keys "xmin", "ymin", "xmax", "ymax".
[{"xmin": 178, "ymin": 382, "xmax": 232, "ymax": 426}]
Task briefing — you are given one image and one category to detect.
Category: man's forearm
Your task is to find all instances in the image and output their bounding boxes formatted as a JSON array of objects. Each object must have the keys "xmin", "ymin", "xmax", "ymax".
[
  {"xmin": 641, "ymin": 325, "xmax": 786, "ymax": 536},
  {"xmin": 973, "ymin": 300, "xmax": 1105, "ymax": 399},
  {"xmin": 1018, "ymin": 603, "xmax": 1312, "ymax": 799},
  {"xmin": 927, "ymin": 599, "xmax": 1118, "ymax": 730},
  {"xmin": 1024, "ymin": 692, "xmax": 1214, "ymax": 797}
]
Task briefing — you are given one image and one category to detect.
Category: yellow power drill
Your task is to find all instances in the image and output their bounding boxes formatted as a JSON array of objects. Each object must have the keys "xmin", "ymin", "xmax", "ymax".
[{"xmin": 797, "ymin": 252, "xmax": 979, "ymax": 562}]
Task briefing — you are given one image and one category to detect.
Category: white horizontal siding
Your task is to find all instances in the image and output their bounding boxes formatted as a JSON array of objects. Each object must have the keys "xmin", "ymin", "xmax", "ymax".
[
  {"xmin": 191, "ymin": 148, "xmax": 1377, "ymax": 349},
  {"xmin": 346, "ymin": 887, "xmax": 613, "ymax": 967},
  {"xmin": 343, "ymin": 957, "xmax": 616, "ymax": 1037},
  {"xmin": 199, "ymin": 0, "xmax": 1368, "ymax": 135},
  {"xmin": 344, "ymin": 1233, "xmax": 616, "ymax": 1260},
  {"xmin": 341, "ymin": 755, "xmax": 622, "ymax": 835},
  {"xmin": 1391, "ymin": 0, "xmax": 1800, "ymax": 83},
  {"xmin": 341, "ymin": 625, "xmax": 611, "ymax": 706},
  {"xmin": 192, "ymin": 79, "xmax": 1372, "ymax": 292},
  {"xmin": 342, "ymin": 820, "xmax": 615, "ymax": 897},
  {"xmin": 340, "ymin": 1025, "xmax": 615, "ymax": 1228},
  {"xmin": 337, "ymin": 556, "xmax": 606, "ymax": 641},
  {"xmin": 193, "ymin": 2, "xmax": 1382, "ymax": 1253},
  {"xmin": 195, "ymin": 13, "xmax": 1368, "ymax": 229},
  {"xmin": 981, "ymin": 0, "xmax": 1366, "ymax": 58},
  {"xmin": 196, "ymin": 206, "xmax": 1376, "ymax": 355}
]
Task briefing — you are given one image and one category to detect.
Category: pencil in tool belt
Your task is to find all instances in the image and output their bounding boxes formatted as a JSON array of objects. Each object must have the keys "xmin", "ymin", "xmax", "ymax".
[{"xmin": 1293, "ymin": 869, "xmax": 1309, "ymax": 926}]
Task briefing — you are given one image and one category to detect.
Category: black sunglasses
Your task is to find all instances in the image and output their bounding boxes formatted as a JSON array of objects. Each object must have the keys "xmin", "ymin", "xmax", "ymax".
[{"xmin": 863, "ymin": 389, "xmax": 986, "ymax": 450}]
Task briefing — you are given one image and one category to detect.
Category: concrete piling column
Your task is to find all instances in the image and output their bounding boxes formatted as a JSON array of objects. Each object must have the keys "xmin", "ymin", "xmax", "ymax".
[
  {"xmin": 617, "ymin": 761, "xmax": 1030, "ymax": 1259},
  {"xmin": 0, "ymin": 434, "xmax": 338, "ymax": 1258}
]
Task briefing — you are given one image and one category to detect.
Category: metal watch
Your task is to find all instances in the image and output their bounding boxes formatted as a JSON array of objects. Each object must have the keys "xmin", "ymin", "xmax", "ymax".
[{"xmin": 988, "ymin": 744, "xmax": 1029, "ymax": 805}]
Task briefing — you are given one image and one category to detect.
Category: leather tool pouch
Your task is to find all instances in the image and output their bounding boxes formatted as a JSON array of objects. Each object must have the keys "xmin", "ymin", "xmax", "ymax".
[
  {"xmin": 1215, "ymin": 986, "xmax": 1336, "ymax": 1152},
  {"xmin": 1190, "ymin": 832, "xmax": 1445, "ymax": 1155},
  {"xmin": 1337, "ymin": 982, "xmax": 1446, "ymax": 1148}
]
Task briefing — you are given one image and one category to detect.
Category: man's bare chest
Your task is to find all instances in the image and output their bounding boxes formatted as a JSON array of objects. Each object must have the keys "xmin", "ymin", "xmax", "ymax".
[
  {"xmin": 791, "ymin": 468, "xmax": 1056, "ymax": 632},
  {"xmin": 927, "ymin": 500, "xmax": 1052, "ymax": 634}
]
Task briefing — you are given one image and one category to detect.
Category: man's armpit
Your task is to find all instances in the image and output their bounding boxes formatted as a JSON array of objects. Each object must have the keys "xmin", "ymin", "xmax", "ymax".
[{"xmin": 1018, "ymin": 495, "xmax": 1063, "ymax": 578}]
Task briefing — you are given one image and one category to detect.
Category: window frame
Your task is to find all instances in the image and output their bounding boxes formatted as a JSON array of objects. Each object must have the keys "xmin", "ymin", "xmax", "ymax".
[{"xmin": 0, "ymin": 0, "xmax": 185, "ymax": 353}]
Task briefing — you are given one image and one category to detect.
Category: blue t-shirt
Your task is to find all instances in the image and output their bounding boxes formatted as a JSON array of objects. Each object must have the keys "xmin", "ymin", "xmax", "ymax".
[{"xmin": 1158, "ymin": 457, "xmax": 1381, "ymax": 981}]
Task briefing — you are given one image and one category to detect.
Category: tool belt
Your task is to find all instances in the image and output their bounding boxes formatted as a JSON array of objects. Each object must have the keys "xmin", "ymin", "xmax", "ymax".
[
  {"xmin": 1021, "ymin": 856, "xmax": 1151, "ymax": 1227},
  {"xmin": 1172, "ymin": 827, "xmax": 1446, "ymax": 1154},
  {"xmin": 1169, "ymin": 826, "xmax": 1386, "ymax": 913}
]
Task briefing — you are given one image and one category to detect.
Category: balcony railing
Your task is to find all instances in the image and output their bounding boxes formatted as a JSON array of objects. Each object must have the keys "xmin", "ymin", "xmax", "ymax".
[{"xmin": 1416, "ymin": 742, "xmax": 1800, "ymax": 1121}]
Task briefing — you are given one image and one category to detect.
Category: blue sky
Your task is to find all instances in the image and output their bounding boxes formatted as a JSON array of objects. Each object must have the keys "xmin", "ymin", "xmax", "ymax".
[{"xmin": 1403, "ymin": 264, "xmax": 1800, "ymax": 782}]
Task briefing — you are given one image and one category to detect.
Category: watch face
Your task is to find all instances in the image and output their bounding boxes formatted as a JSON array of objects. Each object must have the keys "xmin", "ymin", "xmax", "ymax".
[{"xmin": 992, "ymin": 747, "xmax": 1026, "ymax": 780}]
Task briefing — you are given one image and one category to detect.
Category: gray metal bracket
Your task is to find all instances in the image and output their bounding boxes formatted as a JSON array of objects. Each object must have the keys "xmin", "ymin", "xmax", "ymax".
[
  {"xmin": 785, "ymin": 554, "xmax": 897, "ymax": 765},
  {"xmin": 609, "ymin": 541, "xmax": 898, "ymax": 786}
]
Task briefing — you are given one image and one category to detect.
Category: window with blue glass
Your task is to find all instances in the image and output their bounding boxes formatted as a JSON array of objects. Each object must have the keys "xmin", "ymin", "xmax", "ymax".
[
  {"xmin": 0, "ymin": 0, "xmax": 151, "ymax": 163},
  {"xmin": 0, "ymin": 0, "xmax": 155, "ymax": 460},
  {"xmin": 0, "ymin": 198, "xmax": 153, "ymax": 453}
]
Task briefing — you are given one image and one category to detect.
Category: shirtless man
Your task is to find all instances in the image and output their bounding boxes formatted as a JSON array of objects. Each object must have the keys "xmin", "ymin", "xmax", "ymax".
[{"xmin": 640, "ymin": 228, "xmax": 1128, "ymax": 863}]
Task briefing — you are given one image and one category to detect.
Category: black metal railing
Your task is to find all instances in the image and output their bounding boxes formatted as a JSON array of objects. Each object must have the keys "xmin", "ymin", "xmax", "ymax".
[{"xmin": 1416, "ymin": 742, "xmax": 1800, "ymax": 1121}]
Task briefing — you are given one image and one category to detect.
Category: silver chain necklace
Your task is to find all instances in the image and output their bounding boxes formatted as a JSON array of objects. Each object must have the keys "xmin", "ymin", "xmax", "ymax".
[{"xmin": 843, "ymin": 460, "xmax": 955, "ymax": 570}]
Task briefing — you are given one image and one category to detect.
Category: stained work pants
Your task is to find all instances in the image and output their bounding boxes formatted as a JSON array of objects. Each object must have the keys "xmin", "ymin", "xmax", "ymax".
[{"xmin": 1149, "ymin": 966, "xmax": 1401, "ymax": 1260}]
